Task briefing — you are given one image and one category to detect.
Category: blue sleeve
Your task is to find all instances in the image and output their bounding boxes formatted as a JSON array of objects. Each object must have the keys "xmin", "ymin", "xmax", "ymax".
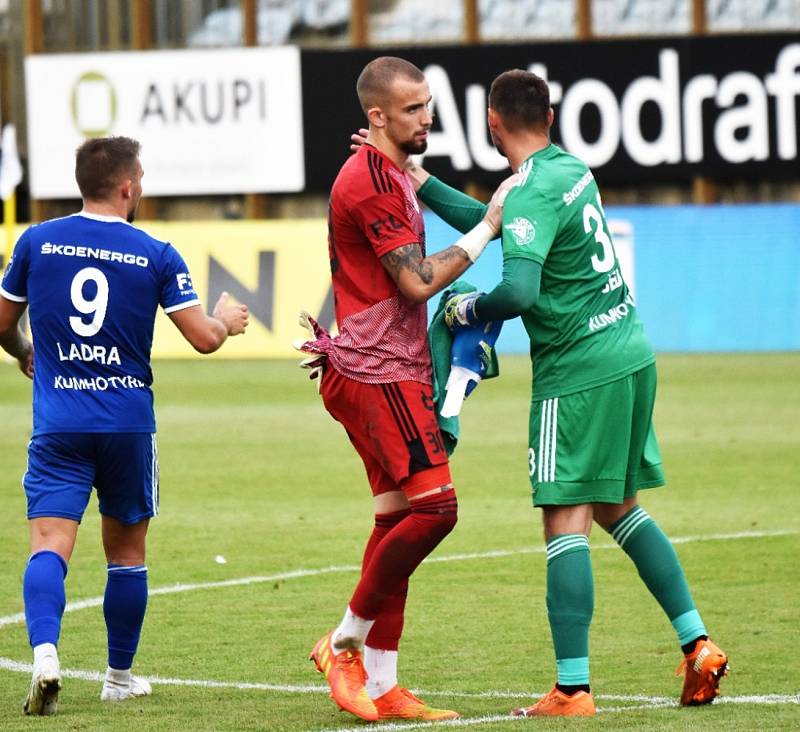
[
  {"xmin": 1, "ymin": 228, "xmax": 32, "ymax": 302},
  {"xmin": 159, "ymin": 244, "xmax": 200, "ymax": 313}
]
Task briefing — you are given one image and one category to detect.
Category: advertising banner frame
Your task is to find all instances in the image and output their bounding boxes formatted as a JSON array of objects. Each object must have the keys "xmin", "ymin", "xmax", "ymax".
[
  {"xmin": 25, "ymin": 46, "xmax": 305, "ymax": 198},
  {"xmin": 300, "ymin": 34, "xmax": 800, "ymax": 191}
]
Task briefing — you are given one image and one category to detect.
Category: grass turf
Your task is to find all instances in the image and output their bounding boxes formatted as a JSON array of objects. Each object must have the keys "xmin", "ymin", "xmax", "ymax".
[{"xmin": 0, "ymin": 354, "xmax": 798, "ymax": 730}]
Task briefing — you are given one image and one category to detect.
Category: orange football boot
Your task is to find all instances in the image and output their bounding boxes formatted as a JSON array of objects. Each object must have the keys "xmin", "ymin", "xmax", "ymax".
[
  {"xmin": 677, "ymin": 638, "xmax": 729, "ymax": 705},
  {"xmin": 372, "ymin": 685, "xmax": 460, "ymax": 720},
  {"xmin": 512, "ymin": 686, "xmax": 596, "ymax": 717},
  {"xmin": 309, "ymin": 632, "xmax": 378, "ymax": 721}
]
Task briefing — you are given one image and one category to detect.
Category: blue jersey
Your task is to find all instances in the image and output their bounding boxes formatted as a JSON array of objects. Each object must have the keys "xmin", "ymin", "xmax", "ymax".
[{"xmin": 0, "ymin": 212, "xmax": 199, "ymax": 435}]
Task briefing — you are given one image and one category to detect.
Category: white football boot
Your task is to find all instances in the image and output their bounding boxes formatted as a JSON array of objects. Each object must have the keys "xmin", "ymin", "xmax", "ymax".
[
  {"xmin": 23, "ymin": 647, "xmax": 62, "ymax": 716},
  {"xmin": 100, "ymin": 666, "xmax": 152, "ymax": 701}
]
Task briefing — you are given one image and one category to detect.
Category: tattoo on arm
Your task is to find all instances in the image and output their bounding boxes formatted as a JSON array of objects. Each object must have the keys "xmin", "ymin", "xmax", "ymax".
[
  {"xmin": 382, "ymin": 244, "xmax": 469, "ymax": 286},
  {"xmin": 382, "ymin": 244, "xmax": 432, "ymax": 285},
  {"xmin": 431, "ymin": 246, "xmax": 471, "ymax": 265}
]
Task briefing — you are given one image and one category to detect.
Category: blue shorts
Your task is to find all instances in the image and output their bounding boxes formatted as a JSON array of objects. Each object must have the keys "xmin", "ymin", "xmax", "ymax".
[{"xmin": 24, "ymin": 433, "xmax": 159, "ymax": 525}]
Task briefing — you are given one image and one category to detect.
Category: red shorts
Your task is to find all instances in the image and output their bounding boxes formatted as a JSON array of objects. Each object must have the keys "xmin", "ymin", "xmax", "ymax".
[{"xmin": 321, "ymin": 366, "xmax": 451, "ymax": 498}]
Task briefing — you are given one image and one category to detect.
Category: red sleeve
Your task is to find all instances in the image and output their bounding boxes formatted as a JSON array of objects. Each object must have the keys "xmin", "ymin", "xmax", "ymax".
[{"xmin": 349, "ymin": 192, "xmax": 420, "ymax": 258}]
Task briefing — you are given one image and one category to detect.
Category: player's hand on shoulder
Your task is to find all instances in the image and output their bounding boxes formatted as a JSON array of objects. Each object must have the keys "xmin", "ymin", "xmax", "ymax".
[
  {"xmin": 349, "ymin": 126, "xmax": 429, "ymax": 190},
  {"xmin": 483, "ymin": 171, "xmax": 523, "ymax": 234},
  {"xmin": 349, "ymin": 127, "xmax": 369, "ymax": 152},
  {"xmin": 404, "ymin": 159, "xmax": 430, "ymax": 192},
  {"xmin": 212, "ymin": 291, "xmax": 249, "ymax": 336}
]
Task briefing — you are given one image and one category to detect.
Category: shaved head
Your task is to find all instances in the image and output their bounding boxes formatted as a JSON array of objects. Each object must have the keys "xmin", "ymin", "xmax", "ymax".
[{"xmin": 356, "ymin": 56, "xmax": 426, "ymax": 115}]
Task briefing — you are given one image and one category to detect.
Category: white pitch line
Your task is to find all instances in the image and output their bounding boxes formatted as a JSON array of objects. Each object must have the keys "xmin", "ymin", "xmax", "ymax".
[
  {"xmin": 2, "ymin": 650, "xmax": 798, "ymax": 718},
  {"xmin": 317, "ymin": 713, "xmax": 532, "ymax": 732},
  {"xmin": 0, "ymin": 660, "xmax": 681, "ymax": 703},
  {"xmin": 0, "ymin": 565, "xmax": 362, "ymax": 629},
  {"xmin": 717, "ymin": 694, "xmax": 800, "ymax": 706},
  {"xmin": 0, "ymin": 657, "xmax": 328, "ymax": 693},
  {"xmin": 1, "ymin": 528, "xmax": 795, "ymax": 631},
  {"xmin": 313, "ymin": 694, "xmax": 800, "ymax": 732},
  {"xmin": 0, "ymin": 527, "xmax": 797, "ymax": 716},
  {"xmin": 1, "ymin": 655, "xmax": 797, "ymax": 725}
]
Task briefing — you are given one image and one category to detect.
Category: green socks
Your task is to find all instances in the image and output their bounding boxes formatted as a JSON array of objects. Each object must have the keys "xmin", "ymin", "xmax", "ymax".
[
  {"xmin": 609, "ymin": 505, "xmax": 707, "ymax": 645},
  {"xmin": 544, "ymin": 506, "xmax": 707, "ymax": 689},
  {"xmin": 546, "ymin": 534, "xmax": 593, "ymax": 686}
]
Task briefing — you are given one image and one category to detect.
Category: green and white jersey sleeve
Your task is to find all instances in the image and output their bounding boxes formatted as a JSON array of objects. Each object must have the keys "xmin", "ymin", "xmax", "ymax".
[
  {"xmin": 507, "ymin": 144, "xmax": 655, "ymax": 401},
  {"xmin": 500, "ymin": 178, "xmax": 559, "ymax": 265}
]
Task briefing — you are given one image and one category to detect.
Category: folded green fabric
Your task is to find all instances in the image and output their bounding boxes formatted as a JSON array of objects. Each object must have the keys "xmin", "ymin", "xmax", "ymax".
[{"xmin": 429, "ymin": 281, "xmax": 500, "ymax": 455}]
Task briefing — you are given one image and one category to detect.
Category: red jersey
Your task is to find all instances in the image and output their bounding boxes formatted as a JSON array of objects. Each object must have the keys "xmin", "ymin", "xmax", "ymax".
[{"xmin": 323, "ymin": 144, "xmax": 432, "ymax": 384}]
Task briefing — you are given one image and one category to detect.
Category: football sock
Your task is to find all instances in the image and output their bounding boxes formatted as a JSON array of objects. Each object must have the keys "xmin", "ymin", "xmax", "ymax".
[
  {"xmin": 609, "ymin": 506, "xmax": 707, "ymax": 645},
  {"xmin": 24, "ymin": 550, "xmax": 68, "ymax": 648},
  {"xmin": 104, "ymin": 564, "xmax": 148, "ymax": 670},
  {"xmin": 364, "ymin": 647, "xmax": 399, "ymax": 699},
  {"xmin": 363, "ymin": 510, "xmax": 410, "ymax": 651},
  {"xmin": 332, "ymin": 606, "xmax": 375, "ymax": 651},
  {"xmin": 681, "ymin": 635, "xmax": 709, "ymax": 655},
  {"xmin": 33, "ymin": 642, "xmax": 58, "ymax": 667},
  {"xmin": 556, "ymin": 684, "xmax": 591, "ymax": 695},
  {"xmin": 546, "ymin": 535, "xmax": 593, "ymax": 687},
  {"xmin": 104, "ymin": 665, "xmax": 132, "ymax": 686},
  {"xmin": 349, "ymin": 491, "xmax": 457, "ymax": 620}
]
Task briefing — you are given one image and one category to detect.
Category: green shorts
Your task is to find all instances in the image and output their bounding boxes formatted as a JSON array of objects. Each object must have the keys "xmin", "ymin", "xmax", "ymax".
[{"xmin": 529, "ymin": 363, "xmax": 665, "ymax": 506}]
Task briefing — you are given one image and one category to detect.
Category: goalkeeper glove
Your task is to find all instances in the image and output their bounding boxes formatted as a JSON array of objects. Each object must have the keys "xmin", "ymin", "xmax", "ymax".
[
  {"xmin": 441, "ymin": 319, "xmax": 503, "ymax": 417},
  {"xmin": 444, "ymin": 291, "xmax": 483, "ymax": 330},
  {"xmin": 451, "ymin": 320, "xmax": 502, "ymax": 386},
  {"xmin": 293, "ymin": 310, "xmax": 329, "ymax": 389}
]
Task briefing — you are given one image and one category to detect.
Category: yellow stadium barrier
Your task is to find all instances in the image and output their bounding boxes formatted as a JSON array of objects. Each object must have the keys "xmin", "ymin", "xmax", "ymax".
[
  {"xmin": 1, "ymin": 219, "xmax": 332, "ymax": 360},
  {"xmin": 145, "ymin": 220, "xmax": 331, "ymax": 358}
]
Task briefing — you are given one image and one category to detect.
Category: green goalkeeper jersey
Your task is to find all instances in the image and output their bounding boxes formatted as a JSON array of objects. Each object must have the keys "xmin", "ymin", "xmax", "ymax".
[
  {"xmin": 419, "ymin": 143, "xmax": 655, "ymax": 401},
  {"xmin": 499, "ymin": 143, "xmax": 654, "ymax": 399}
]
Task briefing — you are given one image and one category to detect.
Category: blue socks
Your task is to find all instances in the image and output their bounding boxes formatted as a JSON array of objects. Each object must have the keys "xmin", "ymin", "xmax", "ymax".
[
  {"xmin": 24, "ymin": 553, "xmax": 148, "ymax": 671},
  {"xmin": 104, "ymin": 564, "xmax": 148, "ymax": 670},
  {"xmin": 23, "ymin": 551, "xmax": 68, "ymax": 648}
]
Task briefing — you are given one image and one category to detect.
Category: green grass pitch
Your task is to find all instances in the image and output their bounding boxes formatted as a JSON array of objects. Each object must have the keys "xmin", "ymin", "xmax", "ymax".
[{"xmin": 1, "ymin": 354, "xmax": 798, "ymax": 731}]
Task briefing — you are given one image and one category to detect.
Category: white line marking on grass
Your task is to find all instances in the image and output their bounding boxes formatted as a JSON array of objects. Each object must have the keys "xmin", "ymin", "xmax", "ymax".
[
  {"xmin": 0, "ymin": 662, "xmax": 681, "ymax": 705},
  {"xmin": 423, "ymin": 529, "xmax": 798, "ymax": 567},
  {"xmin": 313, "ymin": 694, "xmax": 800, "ymax": 732},
  {"xmin": 406, "ymin": 690, "xmax": 678, "ymax": 703},
  {"xmin": 0, "ymin": 657, "xmax": 328, "ymax": 692},
  {"xmin": 0, "ymin": 527, "xmax": 797, "ymax": 713},
  {"xmin": 317, "ymin": 713, "xmax": 530, "ymax": 731},
  {"xmin": 1, "ymin": 653, "xmax": 797, "ymax": 725},
  {"xmin": 0, "ymin": 660, "xmax": 686, "ymax": 705},
  {"xmin": 0, "ymin": 565, "xmax": 361, "ymax": 629},
  {"xmin": 2, "ymin": 528, "xmax": 793, "ymax": 632},
  {"xmin": 717, "ymin": 694, "xmax": 800, "ymax": 706}
]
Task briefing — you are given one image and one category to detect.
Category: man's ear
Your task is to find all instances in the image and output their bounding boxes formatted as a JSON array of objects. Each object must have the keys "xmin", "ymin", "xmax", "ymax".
[
  {"xmin": 367, "ymin": 106, "xmax": 386, "ymax": 129},
  {"xmin": 120, "ymin": 178, "xmax": 133, "ymax": 200},
  {"xmin": 487, "ymin": 107, "xmax": 499, "ymax": 132},
  {"xmin": 547, "ymin": 106, "xmax": 555, "ymax": 129}
]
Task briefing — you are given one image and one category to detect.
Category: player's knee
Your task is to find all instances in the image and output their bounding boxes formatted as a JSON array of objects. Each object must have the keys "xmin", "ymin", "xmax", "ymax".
[
  {"xmin": 410, "ymin": 487, "xmax": 458, "ymax": 539},
  {"xmin": 438, "ymin": 504, "xmax": 458, "ymax": 537},
  {"xmin": 104, "ymin": 540, "xmax": 147, "ymax": 566},
  {"xmin": 416, "ymin": 510, "xmax": 457, "ymax": 544}
]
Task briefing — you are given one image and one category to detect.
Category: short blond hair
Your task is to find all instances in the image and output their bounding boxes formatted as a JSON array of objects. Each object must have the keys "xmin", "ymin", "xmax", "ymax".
[{"xmin": 356, "ymin": 56, "xmax": 425, "ymax": 115}]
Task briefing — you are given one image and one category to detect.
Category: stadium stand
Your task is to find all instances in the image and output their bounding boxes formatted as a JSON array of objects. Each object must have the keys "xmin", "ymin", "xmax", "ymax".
[{"xmin": 1, "ymin": 0, "xmax": 799, "ymax": 223}]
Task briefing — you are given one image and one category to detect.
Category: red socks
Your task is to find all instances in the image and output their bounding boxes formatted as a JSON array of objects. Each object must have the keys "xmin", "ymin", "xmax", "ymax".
[
  {"xmin": 362, "ymin": 509, "xmax": 409, "ymax": 650},
  {"xmin": 350, "ymin": 492, "xmax": 457, "ymax": 624}
]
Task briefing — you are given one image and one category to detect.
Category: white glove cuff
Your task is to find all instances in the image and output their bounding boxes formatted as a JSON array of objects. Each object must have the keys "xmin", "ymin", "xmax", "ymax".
[{"xmin": 454, "ymin": 220, "xmax": 494, "ymax": 263}]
